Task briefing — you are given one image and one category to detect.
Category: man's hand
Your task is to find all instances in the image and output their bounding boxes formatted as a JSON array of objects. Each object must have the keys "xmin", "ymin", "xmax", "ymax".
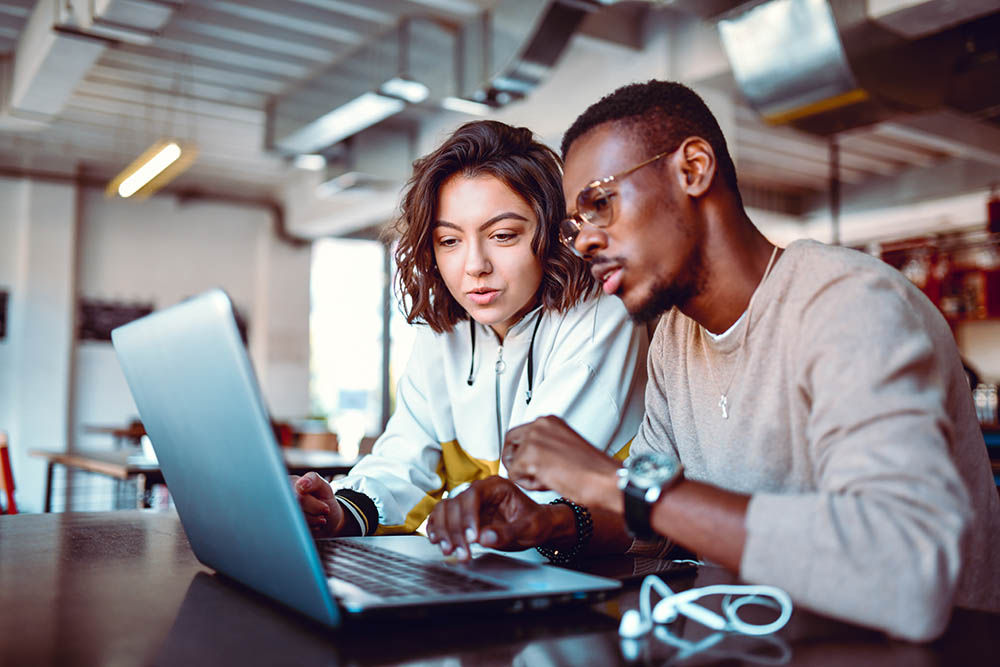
[
  {"xmin": 502, "ymin": 415, "xmax": 622, "ymax": 512},
  {"xmin": 290, "ymin": 472, "xmax": 348, "ymax": 538},
  {"xmin": 426, "ymin": 476, "xmax": 571, "ymax": 562}
]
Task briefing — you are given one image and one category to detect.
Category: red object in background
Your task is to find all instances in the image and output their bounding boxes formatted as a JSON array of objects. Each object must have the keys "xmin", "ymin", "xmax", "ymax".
[
  {"xmin": 0, "ymin": 439, "xmax": 16, "ymax": 514},
  {"xmin": 272, "ymin": 421, "xmax": 294, "ymax": 447},
  {"xmin": 989, "ymin": 184, "xmax": 1000, "ymax": 234},
  {"xmin": 986, "ymin": 270, "xmax": 1000, "ymax": 318},
  {"xmin": 922, "ymin": 250, "xmax": 944, "ymax": 306}
]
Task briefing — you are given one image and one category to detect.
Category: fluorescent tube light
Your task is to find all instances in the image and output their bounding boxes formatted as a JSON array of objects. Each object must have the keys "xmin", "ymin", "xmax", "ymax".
[
  {"xmin": 316, "ymin": 171, "xmax": 397, "ymax": 198},
  {"xmin": 278, "ymin": 92, "xmax": 405, "ymax": 153},
  {"xmin": 293, "ymin": 154, "xmax": 326, "ymax": 171},
  {"xmin": 118, "ymin": 142, "xmax": 180, "ymax": 197},
  {"xmin": 380, "ymin": 77, "xmax": 429, "ymax": 104},
  {"xmin": 106, "ymin": 138, "xmax": 198, "ymax": 200},
  {"xmin": 441, "ymin": 96, "xmax": 494, "ymax": 116}
]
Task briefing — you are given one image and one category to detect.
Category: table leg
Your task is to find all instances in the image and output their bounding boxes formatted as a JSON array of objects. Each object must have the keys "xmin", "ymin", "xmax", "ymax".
[
  {"xmin": 44, "ymin": 462, "xmax": 54, "ymax": 513},
  {"xmin": 136, "ymin": 473, "xmax": 147, "ymax": 509}
]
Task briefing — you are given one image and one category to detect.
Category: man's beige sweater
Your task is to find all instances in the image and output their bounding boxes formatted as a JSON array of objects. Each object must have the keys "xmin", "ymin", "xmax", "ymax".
[{"xmin": 632, "ymin": 239, "xmax": 1000, "ymax": 641}]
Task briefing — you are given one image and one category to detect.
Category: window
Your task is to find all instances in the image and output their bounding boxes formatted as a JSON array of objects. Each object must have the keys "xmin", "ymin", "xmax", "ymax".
[{"xmin": 310, "ymin": 238, "xmax": 416, "ymax": 452}]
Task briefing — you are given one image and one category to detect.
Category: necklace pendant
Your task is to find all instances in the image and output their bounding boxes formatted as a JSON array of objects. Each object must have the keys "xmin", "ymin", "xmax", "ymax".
[{"xmin": 719, "ymin": 394, "xmax": 729, "ymax": 419}]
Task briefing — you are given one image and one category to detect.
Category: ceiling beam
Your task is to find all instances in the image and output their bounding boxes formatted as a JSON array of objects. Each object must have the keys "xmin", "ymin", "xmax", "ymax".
[
  {"xmin": 66, "ymin": 95, "xmax": 262, "ymax": 132},
  {"xmin": 157, "ymin": 27, "xmax": 335, "ymax": 68},
  {"xmin": 170, "ymin": 7, "xmax": 353, "ymax": 59},
  {"xmin": 112, "ymin": 42, "xmax": 314, "ymax": 82},
  {"xmin": 867, "ymin": 0, "xmax": 1000, "ymax": 39},
  {"xmin": 98, "ymin": 51, "xmax": 288, "ymax": 95},
  {"xmin": 74, "ymin": 80, "xmax": 266, "ymax": 124},
  {"xmin": 804, "ymin": 154, "xmax": 999, "ymax": 215},
  {"xmin": 86, "ymin": 67, "xmax": 268, "ymax": 109},
  {"xmin": 836, "ymin": 132, "xmax": 942, "ymax": 168},
  {"xmin": 737, "ymin": 142, "xmax": 870, "ymax": 184},
  {"xmin": 58, "ymin": 105, "xmax": 263, "ymax": 147},
  {"xmin": 0, "ymin": 128, "xmax": 283, "ymax": 176},
  {"xmin": 871, "ymin": 109, "xmax": 1000, "ymax": 168},
  {"xmin": 198, "ymin": 0, "xmax": 382, "ymax": 44},
  {"xmin": 735, "ymin": 158, "xmax": 831, "ymax": 191},
  {"xmin": 736, "ymin": 120, "xmax": 904, "ymax": 177}
]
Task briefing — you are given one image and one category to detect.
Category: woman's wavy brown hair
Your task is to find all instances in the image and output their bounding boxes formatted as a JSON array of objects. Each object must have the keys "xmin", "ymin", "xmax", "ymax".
[{"xmin": 391, "ymin": 120, "xmax": 596, "ymax": 333}]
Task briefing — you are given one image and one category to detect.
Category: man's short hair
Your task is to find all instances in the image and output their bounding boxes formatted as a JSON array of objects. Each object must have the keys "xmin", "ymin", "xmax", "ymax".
[{"xmin": 561, "ymin": 80, "xmax": 740, "ymax": 197}]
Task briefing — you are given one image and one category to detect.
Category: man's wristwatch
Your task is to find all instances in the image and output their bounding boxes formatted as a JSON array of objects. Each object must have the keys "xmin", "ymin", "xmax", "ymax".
[{"xmin": 616, "ymin": 453, "xmax": 684, "ymax": 539}]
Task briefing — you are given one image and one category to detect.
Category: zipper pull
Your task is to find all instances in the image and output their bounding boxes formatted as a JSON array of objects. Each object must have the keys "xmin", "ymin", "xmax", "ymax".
[{"xmin": 495, "ymin": 346, "xmax": 506, "ymax": 374}]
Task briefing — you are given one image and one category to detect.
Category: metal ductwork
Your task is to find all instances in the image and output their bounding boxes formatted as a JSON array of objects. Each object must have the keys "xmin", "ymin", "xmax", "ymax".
[
  {"xmin": 267, "ymin": 0, "xmax": 600, "ymax": 156},
  {"xmin": 454, "ymin": 0, "xmax": 597, "ymax": 108},
  {"xmin": 717, "ymin": 0, "xmax": 1000, "ymax": 135},
  {"xmin": 3, "ymin": 0, "xmax": 174, "ymax": 123},
  {"xmin": 267, "ymin": 17, "xmax": 453, "ymax": 155},
  {"xmin": 274, "ymin": 0, "xmax": 605, "ymax": 238}
]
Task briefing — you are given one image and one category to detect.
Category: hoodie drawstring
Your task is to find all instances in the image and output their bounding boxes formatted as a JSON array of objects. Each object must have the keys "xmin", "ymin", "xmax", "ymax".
[{"xmin": 466, "ymin": 310, "xmax": 543, "ymax": 404}]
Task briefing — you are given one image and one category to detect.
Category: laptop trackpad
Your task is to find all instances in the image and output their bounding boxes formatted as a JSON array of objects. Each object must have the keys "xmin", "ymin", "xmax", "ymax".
[{"xmin": 463, "ymin": 552, "xmax": 541, "ymax": 576}]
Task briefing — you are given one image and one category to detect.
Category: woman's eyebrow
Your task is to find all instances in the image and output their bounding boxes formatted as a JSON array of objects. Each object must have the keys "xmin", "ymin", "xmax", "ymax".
[
  {"xmin": 434, "ymin": 212, "xmax": 529, "ymax": 232},
  {"xmin": 479, "ymin": 212, "xmax": 529, "ymax": 230}
]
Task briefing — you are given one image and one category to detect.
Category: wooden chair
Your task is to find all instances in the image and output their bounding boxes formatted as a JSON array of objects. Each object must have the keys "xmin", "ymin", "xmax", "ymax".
[
  {"xmin": 297, "ymin": 430, "xmax": 339, "ymax": 452},
  {"xmin": 0, "ymin": 431, "xmax": 17, "ymax": 514}
]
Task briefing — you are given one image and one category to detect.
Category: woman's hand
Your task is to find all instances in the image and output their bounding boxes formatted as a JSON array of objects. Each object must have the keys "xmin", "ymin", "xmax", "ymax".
[
  {"xmin": 290, "ymin": 471, "xmax": 347, "ymax": 537},
  {"xmin": 502, "ymin": 415, "xmax": 622, "ymax": 512}
]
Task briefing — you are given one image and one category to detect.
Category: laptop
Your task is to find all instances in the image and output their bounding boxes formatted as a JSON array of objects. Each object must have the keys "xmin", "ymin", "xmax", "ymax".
[{"xmin": 111, "ymin": 288, "xmax": 620, "ymax": 628}]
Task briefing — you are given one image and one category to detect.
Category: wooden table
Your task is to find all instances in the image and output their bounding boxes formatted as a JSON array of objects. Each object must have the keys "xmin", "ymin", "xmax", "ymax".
[
  {"xmin": 82, "ymin": 422, "xmax": 147, "ymax": 448},
  {"xmin": 1, "ymin": 510, "xmax": 998, "ymax": 666},
  {"xmin": 30, "ymin": 448, "xmax": 358, "ymax": 512}
]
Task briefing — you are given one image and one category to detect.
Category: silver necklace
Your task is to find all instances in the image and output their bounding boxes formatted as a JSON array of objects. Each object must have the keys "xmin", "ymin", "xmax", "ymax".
[{"xmin": 705, "ymin": 245, "xmax": 779, "ymax": 419}]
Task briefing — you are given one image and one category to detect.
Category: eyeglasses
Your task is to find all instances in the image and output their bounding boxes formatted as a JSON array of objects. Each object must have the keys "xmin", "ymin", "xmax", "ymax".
[{"xmin": 559, "ymin": 149, "xmax": 673, "ymax": 256}]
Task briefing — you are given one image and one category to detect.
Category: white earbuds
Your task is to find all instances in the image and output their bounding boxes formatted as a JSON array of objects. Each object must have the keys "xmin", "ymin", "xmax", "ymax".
[
  {"xmin": 617, "ymin": 575, "xmax": 793, "ymax": 639},
  {"xmin": 653, "ymin": 594, "xmax": 727, "ymax": 629},
  {"xmin": 618, "ymin": 609, "xmax": 651, "ymax": 638},
  {"xmin": 651, "ymin": 600, "xmax": 678, "ymax": 624}
]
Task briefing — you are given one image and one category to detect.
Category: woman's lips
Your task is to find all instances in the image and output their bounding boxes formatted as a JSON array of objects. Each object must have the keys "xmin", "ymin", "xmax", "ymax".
[{"xmin": 467, "ymin": 289, "xmax": 500, "ymax": 305}]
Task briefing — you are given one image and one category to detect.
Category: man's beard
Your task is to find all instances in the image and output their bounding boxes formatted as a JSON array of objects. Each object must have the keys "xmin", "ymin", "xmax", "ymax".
[
  {"xmin": 626, "ymin": 250, "xmax": 704, "ymax": 324},
  {"xmin": 627, "ymin": 280, "xmax": 695, "ymax": 323}
]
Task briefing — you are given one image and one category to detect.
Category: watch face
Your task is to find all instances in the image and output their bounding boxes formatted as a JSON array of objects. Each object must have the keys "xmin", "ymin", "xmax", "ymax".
[{"xmin": 629, "ymin": 453, "xmax": 680, "ymax": 487}]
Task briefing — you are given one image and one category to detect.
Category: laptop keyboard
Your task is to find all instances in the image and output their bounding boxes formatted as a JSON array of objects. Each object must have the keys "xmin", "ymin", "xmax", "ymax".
[{"xmin": 317, "ymin": 539, "xmax": 506, "ymax": 598}]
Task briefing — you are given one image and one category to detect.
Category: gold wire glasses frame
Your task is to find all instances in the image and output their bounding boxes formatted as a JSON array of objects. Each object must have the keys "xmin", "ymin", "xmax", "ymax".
[{"xmin": 559, "ymin": 149, "xmax": 674, "ymax": 256}]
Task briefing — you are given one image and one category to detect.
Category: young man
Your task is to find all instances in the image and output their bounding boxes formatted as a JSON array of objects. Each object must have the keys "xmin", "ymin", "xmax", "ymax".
[{"xmin": 427, "ymin": 81, "xmax": 1000, "ymax": 641}]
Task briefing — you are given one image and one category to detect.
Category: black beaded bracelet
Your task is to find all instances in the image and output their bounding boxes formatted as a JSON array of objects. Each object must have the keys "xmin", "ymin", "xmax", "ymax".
[{"xmin": 536, "ymin": 497, "xmax": 593, "ymax": 565}]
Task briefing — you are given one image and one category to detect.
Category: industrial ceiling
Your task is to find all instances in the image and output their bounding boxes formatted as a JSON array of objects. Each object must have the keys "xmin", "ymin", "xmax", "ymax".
[{"xmin": 0, "ymin": 0, "xmax": 997, "ymax": 236}]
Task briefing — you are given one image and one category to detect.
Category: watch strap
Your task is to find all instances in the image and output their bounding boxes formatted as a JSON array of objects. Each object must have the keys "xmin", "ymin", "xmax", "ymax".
[
  {"xmin": 623, "ymin": 480, "xmax": 656, "ymax": 539},
  {"xmin": 622, "ymin": 465, "xmax": 683, "ymax": 540}
]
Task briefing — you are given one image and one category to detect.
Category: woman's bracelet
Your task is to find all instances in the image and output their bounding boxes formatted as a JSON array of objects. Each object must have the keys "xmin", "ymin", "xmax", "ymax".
[{"xmin": 536, "ymin": 497, "xmax": 593, "ymax": 565}]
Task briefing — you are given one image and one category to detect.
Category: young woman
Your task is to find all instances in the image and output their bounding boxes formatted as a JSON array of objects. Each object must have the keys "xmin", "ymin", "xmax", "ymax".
[{"xmin": 293, "ymin": 120, "xmax": 647, "ymax": 541}]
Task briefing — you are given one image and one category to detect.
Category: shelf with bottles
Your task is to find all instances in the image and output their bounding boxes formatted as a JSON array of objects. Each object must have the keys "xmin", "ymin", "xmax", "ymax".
[{"xmin": 858, "ymin": 226, "xmax": 1000, "ymax": 325}]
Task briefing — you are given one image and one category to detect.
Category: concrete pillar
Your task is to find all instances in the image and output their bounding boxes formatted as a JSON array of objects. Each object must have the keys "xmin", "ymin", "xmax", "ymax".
[{"xmin": 8, "ymin": 179, "xmax": 78, "ymax": 513}]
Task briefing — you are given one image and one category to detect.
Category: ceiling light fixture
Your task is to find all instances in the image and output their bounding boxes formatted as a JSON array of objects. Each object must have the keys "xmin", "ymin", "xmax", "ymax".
[
  {"xmin": 293, "ymin": 154, "xmax": 327, "ymax": 171},
  {"xmin": 106, "ymin": 138, "xmax": 198, "ymax": 199},
  {"xmin": 441, "ymin": 96, "xmax": 494, "ymax": 116},
  {"xmin": 380, "ymin": 77, "xmax": 429, "ymax": 104},
  {"xmin": 316, "ymin": 170, "xmax": 398, "ymax": 198},
  {"xmin": 278, "ymin": 92, "xmax": 405, "ymax": 154}
]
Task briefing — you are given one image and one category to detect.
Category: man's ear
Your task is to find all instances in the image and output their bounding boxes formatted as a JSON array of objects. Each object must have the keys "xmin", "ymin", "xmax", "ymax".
[{"xmin": 676, "ymin": 137, "xmax": 715, "ymax": 198}]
